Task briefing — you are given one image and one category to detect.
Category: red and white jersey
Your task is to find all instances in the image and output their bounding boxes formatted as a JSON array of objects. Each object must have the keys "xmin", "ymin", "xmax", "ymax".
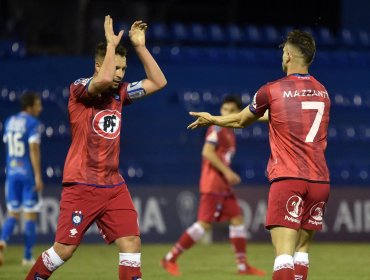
[
  {"xmin": 250, "ymin": 73, "xmax": 330, "ymax": 183},
  {"xmin": 62, "ymin": 77, "xmax": 135, "ymax": 187},
  {"xmin": 200, "ymin": 125, "xmax": 236, "ymax": 194}
]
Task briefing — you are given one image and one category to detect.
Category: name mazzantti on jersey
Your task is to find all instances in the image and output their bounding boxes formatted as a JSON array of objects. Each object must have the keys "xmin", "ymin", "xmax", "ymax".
[{"xmin": 283, "ymin": 89, "xmax": 329, "ymax": 98}]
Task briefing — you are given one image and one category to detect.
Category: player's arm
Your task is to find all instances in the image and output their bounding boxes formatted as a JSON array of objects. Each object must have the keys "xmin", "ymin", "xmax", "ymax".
[
  {"xmin": 188, "ymin": 105, "xmax": 260, "ymax": 130},
  {"xmin": 87, "ymin": 15, "xmax": 124, "ymax": 96},
  {"xmin": 202, "ymin": 143, "xmax": 241, "ymax": 185},
  {"xmin": 129, "ymin": 21, "xmax": 167, "ymax": 95},
  {"xmin": 29, "ymin": 142, "xmax": 43, "ymax": 192},
  {"xmin": 258, "ymin": 110, "xmax": 269, "ymax": 122}
]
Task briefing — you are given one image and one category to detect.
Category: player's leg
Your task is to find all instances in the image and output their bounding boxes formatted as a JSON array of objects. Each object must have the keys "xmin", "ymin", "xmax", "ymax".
[
  {"xmin": 115, "ymin": 236, "xmax": 142, "ymax": 280},
  {"xmin": 294, "ymin": 182, "xmax": 329, "ymax": 280},
  {"xmin": 25, "ymin": 185, "xmax": 99, "ymax": 279},
  {"xmin": 22, "ymin": 179, "xmax": 42, "ymax": 266},
  {"xmin": 0, "ymin": 178, "xmax": 22, "ymax": 266},
  {"xmin": 293, "ymin": 229, "xmax": 314, "ymax": 280},
  {"xmin": 162, "ymin": 220, "xmax": 210, "ymax": 275},
  {"xmin": 161, "ymin": 193, "xmax": 214, "ymax": 275},
  {"xmin": 227, "ymin": 194, "xmax": 265, "ymax": 276},
  {"xmin": 96, "ymin": 185, "xmax": 142, "ymax": 280},
  {"xmin": 266, "ymin": 180, "xmax": 307, "ymax": 280},
  {"xmin": 22, "ymin": 212, "xmax": 37, "ymax": 266},
  {"xmin": 270, "ymin": 226, "xmax": 298, "ymax": 280}
]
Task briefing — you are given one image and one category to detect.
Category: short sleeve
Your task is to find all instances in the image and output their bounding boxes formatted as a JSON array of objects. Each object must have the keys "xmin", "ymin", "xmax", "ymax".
[
  {"xmin": 28, "ymin": 120, "xmax": 41, "ymax": 144},
  {"xmin": 70, "ymin": 77, "xmax": 92, "ymax": 100},
  {"xmin": 205, "ymin": 126, "xmax": 221, "ymax": 145},
  {"xmin": 249, "ymin": 84, "xmax": 270, "ymax": 117}
]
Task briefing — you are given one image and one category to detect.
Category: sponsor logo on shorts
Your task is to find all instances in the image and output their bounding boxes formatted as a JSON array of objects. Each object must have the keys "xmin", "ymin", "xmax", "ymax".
[
  {"xmin": 69, "ymin": 228, "xmax": 78, "ymax": 238},
  {"xmin": 310, "ymin": 202, "xmax": 325, "ymax": 221},
  {"xmin": 72, "ymin": 210, "xmax": 83, "ymax": 226},
  {"xmin": 286, "ymin": 195, "xmax": 303, "ymax": 218},
  {"xmin": 284, "ymin": 215, "xmax": 300, "ymax": 224},
  {"xmin": 92, "ymin": 110, "xmax": 121, "ymax": 139}
]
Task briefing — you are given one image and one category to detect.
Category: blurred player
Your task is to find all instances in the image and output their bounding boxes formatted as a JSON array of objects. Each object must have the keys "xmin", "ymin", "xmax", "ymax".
[
  {"xmin": 0, "ymin": 92, "xmax": 43, "ymax": 267},
  {"xmin": 26, "ymin": 16, "xmax": 166, "ymax": 280},
  {"xmin": 188, "ymin": 30, "xmax": 330, "ymax": 280},
  {"xmin": 161, "ymin": 96, "xmax": 265, "ymax": 277}
]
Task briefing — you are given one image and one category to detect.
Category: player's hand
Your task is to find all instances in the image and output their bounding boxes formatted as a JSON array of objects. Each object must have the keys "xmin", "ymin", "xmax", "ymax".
[
  {"xmin": 129, "ymin": 20, "xmax": 147, "ymax": 47},
  {"xmin": 187, "ymin": 112, "xmax": 214, "ymax": 129},
  {"xmin": 34, "ymin": 176, "xmax": 44, "ymax": 192},
  {"xmin": 224, "ymin": 170, "xmax": 241, "ymax": 186},
  {"xmin": 104, "ymin": 15, "xmax": 124, "ymax": 47}
]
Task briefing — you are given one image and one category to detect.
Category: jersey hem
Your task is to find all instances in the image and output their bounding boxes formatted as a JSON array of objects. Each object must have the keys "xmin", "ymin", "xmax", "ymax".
[
  {"xmin": 62, "ymin": 181, "xmax": 127, "ymax": 188},
  {"xmin": 269, "ymin": 177, "xmax": 330, "ymax": 184}
]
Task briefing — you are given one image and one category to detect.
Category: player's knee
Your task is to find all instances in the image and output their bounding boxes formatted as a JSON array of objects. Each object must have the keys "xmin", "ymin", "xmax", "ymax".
[
  {"xmin": 8, "ymin": 212, "xmax": 21, "ymax": 220},
  {"xmin": 198, "ymin": 221, "xmax": 211, "ymax": 231},
  {"xmin": 230, "ymin": 215, "xmax": 244, "ymax": 225},
  {"xmin": 116, "ymin": 236, "xmax": 141, "ymax": 253},
  {"xmin": 53, "ymin": 242, "xmax": 78, "ymax": 261}
]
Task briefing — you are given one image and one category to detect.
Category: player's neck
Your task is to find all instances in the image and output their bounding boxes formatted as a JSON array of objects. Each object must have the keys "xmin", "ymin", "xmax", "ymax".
[{"xmin": 286, "ymin": 66, "xmax": 309, "ymax": 76}]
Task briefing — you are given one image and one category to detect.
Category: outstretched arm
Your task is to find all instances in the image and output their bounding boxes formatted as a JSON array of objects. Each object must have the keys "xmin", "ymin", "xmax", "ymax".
[
  {"xmin": 129, "ymin": 21, "xmax": 167, "ymax": 95},
  {"xmin": 187, "ymin": 105, "xmax": 260, "ymax": 130}
]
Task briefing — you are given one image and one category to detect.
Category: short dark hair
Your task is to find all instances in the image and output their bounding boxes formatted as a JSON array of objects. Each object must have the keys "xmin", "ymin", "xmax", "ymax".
[
  {"xmin": 95, "ymin": 42, "xmax": 127, "ymax": 60},
  {"xmin": 20, "ymin": 92, "xmax": 40, "ymax": 110},
  {"xmin": 281, "ymin": 30, "xmax": 316, "ymax": 65},
  {"xmin": 222, "ymin": 95, "xmax": 243, "ymax": 110}
]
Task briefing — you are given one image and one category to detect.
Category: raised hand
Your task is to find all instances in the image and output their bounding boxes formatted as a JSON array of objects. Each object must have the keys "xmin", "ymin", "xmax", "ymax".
[
  {"xmin": 104, "ymin": 15, "xmax": 124, "ymax": 47},
  {"xmin": 129, "ymin": 20, "xmax": 148, "ymax": 47},
  {"xmin": 187, "ymin": 112, "xmax": 214, "ymax": 129}
]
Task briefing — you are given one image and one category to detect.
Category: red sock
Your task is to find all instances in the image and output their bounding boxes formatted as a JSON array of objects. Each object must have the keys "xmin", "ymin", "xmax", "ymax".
[
  {"xmin": 294, "ymin": 264, "xmax": 308, "ymax": 280},
  {"xmin": 273, "ymin": 254, "xmax": 295, "ymax": 280},
  {"xmin": 272, "ymin": 267, "xmax": 295, "ymax": 280},
  {"xmin": 119, "ymin": 266, "xmax": 142, "ymax": 280},
  {"xmin": 166, "ymin": 232, "xmax": 195, "ymax": 262},
  {"xmin": 229, "ymin": 225, "xmax": 248, "ymax": 271},
  {"xmin": 230, "ymin": 237, "xmax": 247, "ymax": 267},
  {"xmin": 25, "ymin": 255, "xmax": 53, "ymax": 280}
]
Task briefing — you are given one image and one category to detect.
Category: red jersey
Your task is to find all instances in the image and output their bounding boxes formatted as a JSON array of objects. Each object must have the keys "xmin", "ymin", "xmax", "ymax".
[
  {"xmin": 250, "ymin": 73, "xmax": 330, "ymax": 183},
  {"xmin": 200, "ymin": 125, "xmax": 236, "ymax": 194},
  {"xmin": 62, "ymin": 77, "xmax": 132, "ymax": 187}
]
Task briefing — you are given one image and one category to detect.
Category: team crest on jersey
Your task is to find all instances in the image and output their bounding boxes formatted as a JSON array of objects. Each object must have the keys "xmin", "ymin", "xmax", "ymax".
[
  {"xmin": 310, "ymin": 202, "xmax": 325, "ymax": 221},
  {"xmin": 286, "ymin": 195, "xmax": 303, "ymax": 218},
  {"xmin": 72, "ymin": 211, "xmax": 83, "ymax": 226},
  {"xmin": 92, "ymin": 110, "xmax": 121, "ymax": 139}
]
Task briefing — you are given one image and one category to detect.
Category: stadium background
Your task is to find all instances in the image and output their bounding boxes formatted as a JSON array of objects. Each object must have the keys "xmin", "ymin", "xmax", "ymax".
[{"xmin": 0, "ymin": 0, "xmax": 369, "ymax": 252}]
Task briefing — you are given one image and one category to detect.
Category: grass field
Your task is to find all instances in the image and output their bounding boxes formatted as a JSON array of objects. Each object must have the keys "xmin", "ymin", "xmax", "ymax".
[{"xmin": 1, "ymin": 243, "xmax": 369, "ymax": 279}]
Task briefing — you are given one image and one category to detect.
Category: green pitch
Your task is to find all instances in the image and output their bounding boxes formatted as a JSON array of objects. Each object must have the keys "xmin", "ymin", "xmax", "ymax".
[{"xmin": 1, "ymin": 243, "xmax": 369, "ymax": 279}]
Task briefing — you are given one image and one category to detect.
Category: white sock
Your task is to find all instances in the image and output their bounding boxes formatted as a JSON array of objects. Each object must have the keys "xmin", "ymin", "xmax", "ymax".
[
  {"xmin": 42, "ymin": 247, "xmax": 65, "ymax": 272},
  {"xmin": 273, "ymin": 254, "xmax": 294, "ymax": 271},
  {"xmin": 229, "ymin": 224, "xmax": 247, "ymax": 238},
  {"xmin": 186, "ymin": 222, "xmax": 206, "ymax": 242},
  {"xmin": 294, "ymin": 252, "xmax": 309, "ymax": 267},
  {"xmin": 119, "ymin": 253, "xmax": 141, "ymax": 267}
]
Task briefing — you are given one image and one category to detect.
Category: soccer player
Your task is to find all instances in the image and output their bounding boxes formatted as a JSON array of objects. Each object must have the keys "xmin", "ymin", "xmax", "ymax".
[
  {"xmin": 187, "ymin": 30, "xmax": 330, "ymax": 280},
  {"xmin": 161, "ymin": 96, "xmax": 266, "ymax": 277},
  {"xmin": 25, "ymin": 16, "xmax": 166, "ymax": 280},
  {"xmin": 0, "ymin": 92, "xmax": 43, "ymax": 267}
]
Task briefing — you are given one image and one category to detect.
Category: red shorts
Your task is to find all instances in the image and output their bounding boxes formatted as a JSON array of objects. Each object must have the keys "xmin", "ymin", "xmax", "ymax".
[
  {"xmin": 266, "ymin": 179, "xmax": 330, "ymax": 231},
  {"xmin": 198, "ymin": 193, "xmax": 242, "ymax": 223},
  {"xmin": 55, "ymin": 184, "xmax": 139, "ymax": 245}
]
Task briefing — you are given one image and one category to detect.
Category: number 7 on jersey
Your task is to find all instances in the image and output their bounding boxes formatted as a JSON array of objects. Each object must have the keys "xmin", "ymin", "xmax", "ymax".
[{"xmin": 301, "ymin": 101, "xmax": 325, "ymax": 143}]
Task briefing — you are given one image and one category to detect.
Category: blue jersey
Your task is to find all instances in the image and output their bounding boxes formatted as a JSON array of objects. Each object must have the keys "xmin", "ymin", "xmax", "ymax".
[{"xmin": 3, "ymin": 112, "xmax": 41, "ymax": 179}]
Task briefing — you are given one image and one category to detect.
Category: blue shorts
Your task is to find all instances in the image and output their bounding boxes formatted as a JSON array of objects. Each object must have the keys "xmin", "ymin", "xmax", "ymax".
[{"xmin": 5, "ymin": 175, "xmax": 41, "ymax": 213}]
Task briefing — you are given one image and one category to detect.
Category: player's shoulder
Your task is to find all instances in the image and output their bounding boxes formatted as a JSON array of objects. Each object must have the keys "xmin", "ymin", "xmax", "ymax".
[{"xmin": 71, "ymin": 77, "xmax": 92, "ymax": 87}]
